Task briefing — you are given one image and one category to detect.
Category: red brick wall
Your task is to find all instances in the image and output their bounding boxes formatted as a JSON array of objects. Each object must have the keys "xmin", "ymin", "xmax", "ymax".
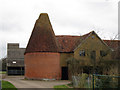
[{"xmin": 25, "ymin": 52, "xmax": 61, "ymax": 80}]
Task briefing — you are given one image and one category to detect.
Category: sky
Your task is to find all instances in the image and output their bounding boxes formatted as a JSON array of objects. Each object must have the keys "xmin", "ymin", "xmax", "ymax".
[{"xmin": 0, "ymin": 0, "xmax": 119, "ymax": 59}]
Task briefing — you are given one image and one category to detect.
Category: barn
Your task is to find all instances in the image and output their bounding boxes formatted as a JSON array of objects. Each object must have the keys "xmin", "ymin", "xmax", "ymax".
[
  {"xmin": 24, "ymin": 13, "xmax": 61, "ymax": 80},
  {"xmin": 24, "ymin": 13, "xmax": 120, "ymax": 80}
]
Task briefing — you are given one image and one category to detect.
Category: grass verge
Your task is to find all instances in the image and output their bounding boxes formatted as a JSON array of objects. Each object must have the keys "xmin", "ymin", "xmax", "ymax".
[
  {"xmin": 2, "ymin": 80, "xmax": 17, "ymax": 90},
  {"xmin": 0, "ymin": 71, "xmax": 6, "ymax": 74},
  {"xmin": 54, "ymin": 85, "xmax": 68, "ymax": 88},
  {"xmin": 54, "ymin": 84, "xmax": 74, "ymax": 90}
]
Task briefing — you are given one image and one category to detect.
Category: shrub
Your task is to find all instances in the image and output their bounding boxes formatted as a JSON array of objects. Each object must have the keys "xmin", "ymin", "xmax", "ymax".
[
  {"xmin": 78, "ymin": 73, "xmax": 88, "ymax": 88},
  {"xmin": 95, "ymin": 76, "xmax": 118, "ymax": 88}
]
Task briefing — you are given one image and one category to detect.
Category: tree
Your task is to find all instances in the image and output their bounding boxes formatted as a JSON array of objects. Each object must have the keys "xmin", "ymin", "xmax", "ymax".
[{"xmin": 0, "ymin": 57, "xmax": 7, "ymax": 71}]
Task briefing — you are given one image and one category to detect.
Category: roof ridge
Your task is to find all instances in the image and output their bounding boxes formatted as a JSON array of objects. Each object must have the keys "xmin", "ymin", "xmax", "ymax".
[
  {"xmin": 55, "ymin": 35, "xmax": 81, "ymax": 37},
  {"xmin": 103, "ymin": 40, "xmax": 120, "ymax": 41}
]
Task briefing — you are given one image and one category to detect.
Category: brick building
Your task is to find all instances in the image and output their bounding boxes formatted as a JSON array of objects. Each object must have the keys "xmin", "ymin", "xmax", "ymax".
[{"xmin": 24, "ymin": 13, "xmax": 120, "ymax": 80}]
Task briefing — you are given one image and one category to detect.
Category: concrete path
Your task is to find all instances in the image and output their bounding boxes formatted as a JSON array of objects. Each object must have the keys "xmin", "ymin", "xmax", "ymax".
[{"xmin": 3, "ymin": 76, "xmax": 71, "ymax": 89}]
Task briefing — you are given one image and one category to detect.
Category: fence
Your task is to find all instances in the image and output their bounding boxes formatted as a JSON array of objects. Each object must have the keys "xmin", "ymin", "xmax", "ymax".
[
  {"xmin": 72, "ymin": 73, "xmax": 92, "ymax": 88},
  {"xmin": 72, "ymin": 74, "xmax": 120, "ymax": 89},
  {"xmin": 93, "ymin": 74, "xmax": 120, "ymax": 89}
]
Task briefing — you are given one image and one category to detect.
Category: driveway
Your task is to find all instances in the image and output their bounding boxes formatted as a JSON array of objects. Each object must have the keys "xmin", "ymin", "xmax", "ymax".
[{"xmin": 3, "ymin": 76, "xmax": 71, "ymax": 89}]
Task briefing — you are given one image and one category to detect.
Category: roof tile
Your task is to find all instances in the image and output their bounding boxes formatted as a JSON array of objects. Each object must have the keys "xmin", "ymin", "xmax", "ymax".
[{"xmin": 25, "ymin": 13, "xmax": 59, "ymax": 54}]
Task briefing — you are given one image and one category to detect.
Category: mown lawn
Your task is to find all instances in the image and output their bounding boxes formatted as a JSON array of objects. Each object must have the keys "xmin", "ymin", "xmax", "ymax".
[
  {"xmin": 54, "ymin": 84, "xmax": 74, "ymax": 90},
  {"xmin": 2, "ymin": 80, "xmax": 17, "ymax": 90},
  {"xmin": 0, "ymin": 71, "xmax": 6, "ymax": 74},
  {"xmin": 54, "ymin": 85, "xmax": 68, "ymax": 88}
]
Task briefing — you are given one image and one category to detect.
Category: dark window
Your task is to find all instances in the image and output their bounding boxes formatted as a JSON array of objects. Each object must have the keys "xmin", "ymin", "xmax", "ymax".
[
  {"xmin": 79, "ymin": 50, "xmax": 85, "ymax": 56},
  {"xmin": 90, "ymin": 51, "xmax": 96, "ymax": 60},
  {"xmin": 100, "ymin": 50, "xmax": 107, "ymax": 57},
  {"xmin": 8, "ymin": 67, "xmax": 24, "ymax": 75}
]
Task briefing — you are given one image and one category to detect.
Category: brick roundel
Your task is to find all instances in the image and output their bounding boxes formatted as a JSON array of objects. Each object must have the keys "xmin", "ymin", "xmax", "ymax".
[{"xmin": 25, "ymin": 52, "xmax": 61, "ymax": 80}]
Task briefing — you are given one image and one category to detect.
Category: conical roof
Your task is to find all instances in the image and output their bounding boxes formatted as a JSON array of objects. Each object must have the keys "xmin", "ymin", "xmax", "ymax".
[{"xmin": 25, "ymin": 13, "xmax": 59, "ymax": 54}]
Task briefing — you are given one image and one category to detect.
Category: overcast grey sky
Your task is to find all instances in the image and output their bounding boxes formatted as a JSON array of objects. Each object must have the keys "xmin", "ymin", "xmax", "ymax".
[{"xmin": 0, "ymin": 0, "xmax": 119, "ymax": 59}]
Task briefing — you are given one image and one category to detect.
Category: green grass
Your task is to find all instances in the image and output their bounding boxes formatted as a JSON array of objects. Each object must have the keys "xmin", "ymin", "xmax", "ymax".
[
  {"xmin": 54, "ymin": 84, "xmax": 74, "ymax": 90},
  {"xmin": 0, "ymin": 71, "xmax": 6, "ymax": 74},
  {"xmin": 2, "ymin": 80, "xmax": 17, "ymax": 90},
  {"xmin": 67, "ymin": 83, "xmax": 73, "ymax": 87},
  {"xmin": 54, "ymin": 85, "xmax": 68, "ymax": 88}
]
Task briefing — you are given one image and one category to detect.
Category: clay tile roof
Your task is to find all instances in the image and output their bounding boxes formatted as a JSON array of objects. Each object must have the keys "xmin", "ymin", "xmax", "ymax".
[
  {"xmin": 56, "ymin": 31, "xmax": 120, "ymax": 53},
  {"xmin": 56, "ymin": 32, "xmax": 91, "ymax": 52},
  {"xmin": 25, "ymin": 13, "xmax": 119, "ymax": 53},
  {"xmin": 103, "ymin": 40, "xmax": 120, "ymax": 51},
  {"xmin": 56, "ymin": 35, "xmax": 81, "ymax": 52},
  {"xmin": 25, "ymin": 13, "xmax": 59, "ymax": 54}
]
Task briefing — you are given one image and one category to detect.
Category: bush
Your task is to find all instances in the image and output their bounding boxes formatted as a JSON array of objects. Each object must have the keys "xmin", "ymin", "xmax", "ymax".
[
  {"xmin": 78, "ymin": 73, "xmax": 88, "ymax": 88},
  {"xmin": 95, "ymin": 76, "xmax": 118, "ymax": 88},
  {"xmin": 72, "ymin": 73, "xmax": 89, "ymax": 88}
]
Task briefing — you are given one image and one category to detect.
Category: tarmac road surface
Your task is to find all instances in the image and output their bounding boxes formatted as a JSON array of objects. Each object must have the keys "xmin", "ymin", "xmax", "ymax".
[{"xmin": 3, "ymin": 76, "xmax": 71, "ymax": 89}]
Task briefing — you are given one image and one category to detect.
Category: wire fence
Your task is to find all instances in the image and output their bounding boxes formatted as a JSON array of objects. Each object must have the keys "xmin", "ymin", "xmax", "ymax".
[
  {"xmin": 93, "ymin": 74, "xmax": 120, "ymax": 89},
  {"xmin": 72, "ymin": 74, "xmax": 120, "ymax": 89}
]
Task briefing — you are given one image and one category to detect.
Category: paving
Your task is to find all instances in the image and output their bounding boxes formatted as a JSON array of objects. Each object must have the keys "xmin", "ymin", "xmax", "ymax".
[{"xmin": 3, "ymin": 76, "xmax": 71, "ymax": 89}]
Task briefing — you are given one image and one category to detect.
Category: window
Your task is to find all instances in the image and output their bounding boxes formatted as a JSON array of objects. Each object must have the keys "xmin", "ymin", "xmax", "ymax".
[
  {"xmin": 79, "ymin": 50, "xmax": 85, "ymax": 56},
  {"xmin": 90, "ymin": 51, "xmax": 96, "ymax": 60},
  {"xmin": 12, "ymin": 61, "xmax": 16, "ymax": 64},
  {"xmin": 91, "ymin": 35, "xmax": 95, "ymax": 39},
  {"xmin": 100, "ymin": 50, "xmax": 107, "ymax": 57}
]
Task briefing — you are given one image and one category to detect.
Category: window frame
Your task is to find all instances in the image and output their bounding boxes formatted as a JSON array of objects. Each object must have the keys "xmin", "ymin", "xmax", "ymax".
[{"xmin": 79, "ymin": 50, "xmax": 85, "ymax": 56}]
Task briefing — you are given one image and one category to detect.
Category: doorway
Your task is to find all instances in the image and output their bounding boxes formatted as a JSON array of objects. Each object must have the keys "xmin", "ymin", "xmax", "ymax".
[
  {"xmin": 7, "ymin": 67, "xmax": 24, "ymax": 75},
  {"xmin": 61, "ymin": 67, "xmax": 68, "ymax": 80}
]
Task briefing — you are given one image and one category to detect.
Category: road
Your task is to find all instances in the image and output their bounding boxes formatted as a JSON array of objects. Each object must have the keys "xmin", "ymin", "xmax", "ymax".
[{"xmin": 3, "ymin": 76, "xmax": 71, "ymax": 89}]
